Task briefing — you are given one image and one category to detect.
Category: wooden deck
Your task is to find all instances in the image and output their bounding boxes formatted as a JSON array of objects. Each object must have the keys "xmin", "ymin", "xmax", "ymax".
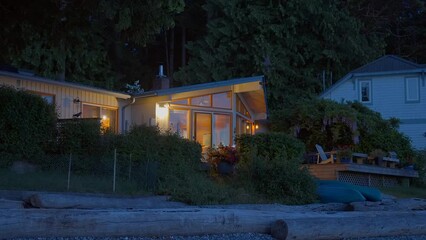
[{"xmin": 304, "ymin": 163, "xmax": 419, "ymax": 187}]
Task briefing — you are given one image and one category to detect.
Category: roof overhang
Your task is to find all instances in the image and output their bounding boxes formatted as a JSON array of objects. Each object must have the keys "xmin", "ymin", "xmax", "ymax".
[
  {"xmin": 136, "ymin": 76, "xmax": 268, "ymax": 119},
  {"xmin": 0, "ymin": 71, "xmax": 131, "ymax": 99}
]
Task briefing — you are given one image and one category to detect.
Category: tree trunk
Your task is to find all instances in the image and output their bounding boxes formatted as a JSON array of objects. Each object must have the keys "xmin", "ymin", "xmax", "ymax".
[
  {"xmin": 27, "ymin": 193, "xmax": 186, "ymax": 209},
  {"xmin": 169, "ymin": 28, "xmax": 175, "ymax": 82},
  {"xmin": 181, "ymin": 26, "xmax": 186, "ymax": 67}
]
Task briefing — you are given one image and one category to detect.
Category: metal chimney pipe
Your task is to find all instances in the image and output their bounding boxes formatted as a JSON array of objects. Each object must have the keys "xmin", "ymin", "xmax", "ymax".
[{"xmin": 159, "ymin": 65, "xmax": 164, "ymax": 77}]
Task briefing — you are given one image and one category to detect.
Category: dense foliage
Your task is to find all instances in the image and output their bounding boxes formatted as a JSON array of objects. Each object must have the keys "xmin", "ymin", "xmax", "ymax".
[
  {"xmin": 271, "ymin": 98, "xmax": 414, "ymax": 164},
  {"xmin": 0, "ymin": 0, "xmax": 184, "ymax": 89},
  {"xmin": 236, "ymin": 133, "xmax": 317, "ymax": 204},
  {"xmin": 175, "ymin": 0, "xmax": 385, "ymax": 108},
  {"xmin": 0, "ymin": 86, "xmax": 57, "ymax": 166}
]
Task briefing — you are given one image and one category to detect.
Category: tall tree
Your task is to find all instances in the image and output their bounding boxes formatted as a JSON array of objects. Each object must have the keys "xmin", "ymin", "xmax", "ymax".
[
  {"xmin": 175, "ymin": 0, "xmax": 385, "ymax": 109},
  {"xmin": 343, "ymin": 0, "xmax": 426, "ymax": 63},
  {"xmin": 0, "ymin": 0, "xmax": 184, "ymax": 90}
]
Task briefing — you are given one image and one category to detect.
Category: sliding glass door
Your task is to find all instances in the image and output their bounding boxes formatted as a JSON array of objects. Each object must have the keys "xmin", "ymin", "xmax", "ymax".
[{"xmin": 194, "ymin": 112, "xmax": 231, "ymax": 151}]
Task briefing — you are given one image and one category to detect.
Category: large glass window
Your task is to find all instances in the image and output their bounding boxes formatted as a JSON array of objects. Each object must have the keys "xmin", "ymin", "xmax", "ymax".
[
  {"xmin": 212, "ymin": 92, "xmax": 231, "ymax": 109},
  {"xmin": 214, "ymin": 114, "xmax": 231, "ymax": 146},
  {"xmin": 82, "ymin": 104, "xmax": 100, "ymax": 118},
  {"xmin": 191, "ymin": 95, "xmax": 211, "ymax": 107},
  {"xmin": 169, "ymin": 109, "xmax": 189, "ymax": 138},
  {"xmin": 406, "ymin": 77, "xmax": 420, "ymax": 102},
  {"xmin": 236, "ymin": 116, "xmax": 252, "ymax": 135},
  {"xmin": 101, "ymin": 107, "xmax": 117, "ymax": 133},
  {"xmin": 195, "ymin": 113, "xmax": 212, "ymax": 152},
  {"xmin": 359, "ymin": 80, "xmax": 371, "ymax": 103},
  {"xmin": 236, "ymin": 96, "xmax": 251, "ymax": 118},
  {"xmin": 172, "ymin": 99, "xmax": 188, "ymax": 105}
]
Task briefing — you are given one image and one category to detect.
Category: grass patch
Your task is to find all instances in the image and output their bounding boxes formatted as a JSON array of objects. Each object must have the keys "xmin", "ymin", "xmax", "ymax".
[
  {"xmin": 381, "ymin": 186, "xmax": 426, "ymax": 199},
  {"xmin": 0, "ymin": 168, "xmax": 145, "ymax": 195}
]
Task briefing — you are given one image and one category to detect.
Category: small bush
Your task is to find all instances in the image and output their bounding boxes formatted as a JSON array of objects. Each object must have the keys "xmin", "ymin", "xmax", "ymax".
[
  {"xmin": 236, "ymin": 133, "xmax": 317, "ymax": 204},
  {"xmin": 0, "ymin": 85, "xmax": 57, "ymax": 165},
  {"xmin": 271, "ymin": 98, "xmax": 414, "ymax": 164},
  {"xmin": 413, "ymin": 151, "xmax": 426, "ymax": 187}
]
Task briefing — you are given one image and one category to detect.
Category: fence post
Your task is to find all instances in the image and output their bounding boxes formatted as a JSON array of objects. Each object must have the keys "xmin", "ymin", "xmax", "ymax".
[
  {"xmin": 128, "ymin": 153, "xmax": 132, "ymax": 181},
  {"xmin": 113, "ymin": 148, "xmax": 117, "ymax": 192},
  {"xmin": 67, "ymin": 153, "xmax": 72, "ymax": 191}
]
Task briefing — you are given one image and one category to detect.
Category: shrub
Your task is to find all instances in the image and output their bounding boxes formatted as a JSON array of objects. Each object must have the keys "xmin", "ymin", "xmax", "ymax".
[
  {"xmin": 413, "ymin": 151, "xmax": 426, "ymax": 187},
  {"xmin": 0, "ymin": 85, "xmax": 57, "ymax": 165},
  {"xmin": 271, "ymin": 98, "xmax": 414, "ymax": 164},
  {"xmin": 236, "ymin": 133, "xmax": 317, "ymax": 204},
  {"xmin": 56, "ymin": 118, "xmax": 102, "ymax": 155}
]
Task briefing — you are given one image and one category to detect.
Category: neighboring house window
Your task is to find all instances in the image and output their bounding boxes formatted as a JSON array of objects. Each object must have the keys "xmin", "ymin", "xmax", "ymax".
[
  {"xmin": 359, "ymin": 80, "xmax": 372, "ymax": 103},
  {"xmin": 82, "ymin": 103, "xmax": 117, "ymax": 133},
  {"xmin": 405, "ymin": 77, "xmax": 420, "ymax": 102}
]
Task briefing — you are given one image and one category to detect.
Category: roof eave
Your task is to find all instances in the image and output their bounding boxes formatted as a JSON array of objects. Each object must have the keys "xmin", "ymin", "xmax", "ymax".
[{"xmin": 0, "ymin": 71, "xmax": 131, "ymax": 99}]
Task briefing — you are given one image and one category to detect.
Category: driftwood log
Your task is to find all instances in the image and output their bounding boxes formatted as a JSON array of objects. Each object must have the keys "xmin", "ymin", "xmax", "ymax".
[
  {"xmin": 0, "ymin": 199, "xmax": 23, "ymax": 209},
  {"xmin": 1, "ymin": 208, "xmax": 426, "ymax": 239},
  {"xmin": 350, "ymin": 198, "xmax": 426, "ymax": 211},
  {"xmin": 27, "ymin": 193, "xmax": 187, "ymax": 209}
]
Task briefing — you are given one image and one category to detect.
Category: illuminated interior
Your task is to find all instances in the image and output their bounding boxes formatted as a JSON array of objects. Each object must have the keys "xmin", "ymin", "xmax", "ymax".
[{"xmin": 82, "ymin": 104, "xmax": 117, "ymax": 132}]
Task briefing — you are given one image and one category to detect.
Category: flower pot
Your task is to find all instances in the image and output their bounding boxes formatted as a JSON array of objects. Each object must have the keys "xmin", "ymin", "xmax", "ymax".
[{"xmin": 217, "ymin": 162, "xmax": 234, "ymax": 175}]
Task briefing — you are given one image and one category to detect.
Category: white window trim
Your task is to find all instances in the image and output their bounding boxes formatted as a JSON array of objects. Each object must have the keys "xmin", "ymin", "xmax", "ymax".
[
  {"xmin": 358, "ymin": 80, "xmax": 372, "ymax": 104},
  {"xmin": 405, "ymin": 77, "xmax": 420, "ymax": 103}
]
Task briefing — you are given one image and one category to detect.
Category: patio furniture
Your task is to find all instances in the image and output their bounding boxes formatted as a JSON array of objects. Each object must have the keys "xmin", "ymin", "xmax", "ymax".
[
  {"xmin": 352, "ymin": 152, "xmax": 368, "ymax": 164},
  {"xmin": 315, "ymin": 144, "xmax": 336, "ymax": 164},
  {"xmin": 382, "ymin": 151, "xmax": 400, "ymax": 168}
]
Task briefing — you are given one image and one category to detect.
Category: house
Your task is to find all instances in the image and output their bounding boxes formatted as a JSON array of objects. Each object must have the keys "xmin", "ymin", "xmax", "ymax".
[
  {"xmin": 0, "ymin": 70, "xmax": 267, "ymax": 149},
  {"xmin": 126, "ymin": 75, "xmax": 268, "ymax": 151},
  {"xmin": 320, "ymin": 55, "xmax": 426, "ymax": 149},
  {"xmin": 0, "ymin": 70, "xmax": 131, "ymax": 133}
]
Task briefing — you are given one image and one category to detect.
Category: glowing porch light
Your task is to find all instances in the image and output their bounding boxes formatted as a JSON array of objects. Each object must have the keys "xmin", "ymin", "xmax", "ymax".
[{"xmin": 156, "ymin": 103, "xmax": 169, "ymax": 119}]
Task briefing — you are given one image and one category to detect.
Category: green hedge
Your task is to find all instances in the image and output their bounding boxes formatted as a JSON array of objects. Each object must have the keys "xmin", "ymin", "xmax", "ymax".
[
  {"xmin": 0, "ymin": 85, "xmax": 57, "ymax": 166},
  {"xmin": 236, "ymin": 133, "xmax": 317, "ymax": 204},
  {"xmin": 271, "ymin": 99, "xmax": 414, "ymax": 164}
]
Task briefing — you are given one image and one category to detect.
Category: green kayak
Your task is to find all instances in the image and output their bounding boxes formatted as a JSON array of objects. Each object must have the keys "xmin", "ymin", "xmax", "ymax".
[{"xmin": 316, "ymin": 180, "xmax": 382, "ymax": 202}]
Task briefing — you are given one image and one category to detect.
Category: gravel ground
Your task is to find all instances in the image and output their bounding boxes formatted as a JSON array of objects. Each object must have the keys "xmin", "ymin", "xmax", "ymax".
[{"xmin": 8, "ymin": 234, "xmax": 426, "ymax": 240}]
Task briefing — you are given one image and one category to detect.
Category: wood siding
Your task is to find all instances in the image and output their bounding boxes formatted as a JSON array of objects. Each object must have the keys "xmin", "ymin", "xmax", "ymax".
[
  {"xmin": 0, "ymin": 76, "xmax": 120, "ymax": 119},
  {"xmin": 305, "ymin": 164, "xmax": 348, "ymax": 180}
]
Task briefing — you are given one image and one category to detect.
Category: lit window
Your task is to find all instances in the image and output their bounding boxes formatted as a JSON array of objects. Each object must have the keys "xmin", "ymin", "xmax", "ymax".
[
  {"xmin": 190, "ymin": 95, "xmax": 211, "ymax": 107},
  {"xmin": 171, "ymin": 99, "xmax": 188, "ymax": 105},
  {"xmin": 236, "ymin": 96, "xmax": 251, "ymax": 118},
  {"xmin": 169, "ymin": 109, "xmax": 188, "ymax": 138},
  {"xmin": 359, "ymin": 80, "xmax": 371, "ymax": 103},
  {"xmin": 212, "ymin": 92, "xmax": 231, "ymax": 109},
  {"xmin": 213, "ymin": 114, "xmax": 231, "ymax": 146},
  {"xmin": 405, "ymin": 77, "xmax": 420, "ymax": 102},
  {"xmin": 82, "ymin": 104, "xmax": 117, "ymax": 133}
]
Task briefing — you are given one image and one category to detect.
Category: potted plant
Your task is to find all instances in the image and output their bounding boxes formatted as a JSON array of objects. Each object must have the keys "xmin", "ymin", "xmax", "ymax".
[{"xmin": 206, "ymin": 144, "xmax": 239, "ymax": 175}]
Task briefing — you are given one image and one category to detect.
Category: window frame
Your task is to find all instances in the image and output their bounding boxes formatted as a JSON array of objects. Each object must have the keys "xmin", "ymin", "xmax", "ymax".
[
  {"xmin": 358, "ymin": 80, "xmax": 372, "ymax": 104},
  {"xmin": 405, "ymin": 77, "xmax": 420, "ymax": 103},
  {"xmin": 82, "ymin": 103, "xmax": 118, "ymax": 133},
  {"xmin": 28, "ymin": 91, "xmax": 55, "ymax": 105}
]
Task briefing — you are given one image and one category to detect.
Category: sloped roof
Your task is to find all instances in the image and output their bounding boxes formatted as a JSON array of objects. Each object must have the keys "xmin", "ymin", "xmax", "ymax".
[
  {"xmin": 351, "ymin": 55, "xmax": 422, "ymax": 74},
  {"xmin": 0, "ymin": 70, "xmax": 131, "ymax": 99},
  {"xmin": 320, "ymin": 55, "xmax": 426, "ymax": 97},
  {"xmin": 135, "ymin": 76, "xmax": 265, "ymax": 97}
]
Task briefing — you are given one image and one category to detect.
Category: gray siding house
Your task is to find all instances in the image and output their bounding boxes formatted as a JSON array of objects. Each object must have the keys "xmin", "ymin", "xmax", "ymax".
[{"xmin": 320, "ymin": 55, "xmax": 426, "ymax": 149}]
